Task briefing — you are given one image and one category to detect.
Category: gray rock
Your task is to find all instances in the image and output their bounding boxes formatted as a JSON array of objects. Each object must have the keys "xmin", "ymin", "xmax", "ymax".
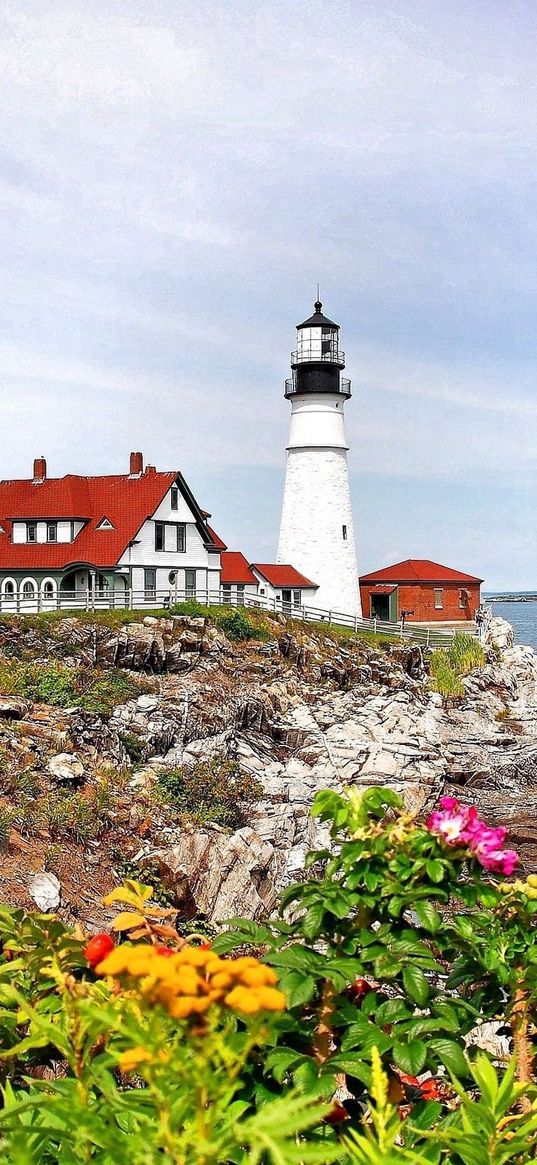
[
  {"xmin": 144, "ymin": 826, "xmax": 283, "ymax": 922},
  {"xmin": 29, "ymin": 871, "xmax": 61, "ymax": 912},
  {"xmin": 48, "ymin": 753, "xmax": 85, "ymax": 782},
  {"xmin": 0, "ymin": 696, "xmax": 29, "ymax": 719}
]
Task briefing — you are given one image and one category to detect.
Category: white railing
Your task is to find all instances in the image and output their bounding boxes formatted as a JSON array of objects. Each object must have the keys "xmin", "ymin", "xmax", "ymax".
[{"xmin": 0, "ymin": 588, "xmax": 478, "ymax": 649}]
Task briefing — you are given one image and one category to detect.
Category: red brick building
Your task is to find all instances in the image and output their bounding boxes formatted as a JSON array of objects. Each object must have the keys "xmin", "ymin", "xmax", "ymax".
[{"xmin": 359, "ymin": 559, "xmax": 483, "ymax": 623}]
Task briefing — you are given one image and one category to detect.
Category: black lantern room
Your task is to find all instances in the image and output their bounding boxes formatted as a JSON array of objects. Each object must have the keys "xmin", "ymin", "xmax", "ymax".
[{"xmin": 284, "ymin": 300, "xmax": 352, "ymax": 398}]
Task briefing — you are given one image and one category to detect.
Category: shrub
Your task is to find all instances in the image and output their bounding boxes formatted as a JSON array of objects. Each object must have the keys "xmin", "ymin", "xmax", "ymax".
[
  {"xmin": 0, "ymin": 794, "xmax": 537, "ymax": 1161},
  {"xmin": 215, "ymin": 607, "xmax": 266, "ymax": 641},
  {"xmin": 157, "ymin": 754, "xmax": 262, "ymax": 828},
  {"xmin": 119, "ymin": 730, "xmax": 145, "ymax": 764},
  {"xmin": 0, "ymin": 804, "xmax": 14, "ymax": 846}
]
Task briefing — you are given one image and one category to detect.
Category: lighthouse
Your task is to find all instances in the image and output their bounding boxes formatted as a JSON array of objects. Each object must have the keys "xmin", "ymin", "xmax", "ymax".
[{"xmin": 277, "ymin": 299, "xmax": 361, "ymax": 616}]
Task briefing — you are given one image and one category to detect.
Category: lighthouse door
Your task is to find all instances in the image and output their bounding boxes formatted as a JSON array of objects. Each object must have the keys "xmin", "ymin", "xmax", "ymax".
[{"xmin": 281, "ymin": 589, "xmax": 292, "ymax": 613}]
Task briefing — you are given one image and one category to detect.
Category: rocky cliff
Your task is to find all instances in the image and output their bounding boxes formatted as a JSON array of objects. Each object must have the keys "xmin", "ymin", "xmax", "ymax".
[{"xmin": 0, "ymin": 610, "xmax": 535, "ymax": 931}]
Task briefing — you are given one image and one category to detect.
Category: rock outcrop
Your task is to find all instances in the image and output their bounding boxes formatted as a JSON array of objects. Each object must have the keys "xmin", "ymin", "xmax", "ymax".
[{"xmin": 0, "ymin": 611, "xmax": 536, "ymax": 927}]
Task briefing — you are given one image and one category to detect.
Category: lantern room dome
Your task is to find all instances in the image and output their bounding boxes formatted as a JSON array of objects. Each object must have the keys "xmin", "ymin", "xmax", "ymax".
[{"xmin": 297, "ymin": 300, "xmax": 339, "ymax": 330}]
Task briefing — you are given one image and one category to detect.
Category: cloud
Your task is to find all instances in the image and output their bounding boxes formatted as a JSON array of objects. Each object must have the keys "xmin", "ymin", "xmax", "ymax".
[{"xmin": 0, "ymin": 1, "xmax": 535, "ymax": 585}]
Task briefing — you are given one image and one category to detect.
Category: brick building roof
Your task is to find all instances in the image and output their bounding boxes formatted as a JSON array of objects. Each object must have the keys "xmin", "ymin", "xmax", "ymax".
[{"xmin": 360, "ymin": 559, "xmax": 483, "ymax": 584}]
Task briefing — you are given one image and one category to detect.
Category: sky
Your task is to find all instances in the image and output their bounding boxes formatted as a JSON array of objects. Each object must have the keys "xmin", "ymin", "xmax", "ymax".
[{"xmin": 1, "ymin": 0, "xmax": 536, "ymax": 590}]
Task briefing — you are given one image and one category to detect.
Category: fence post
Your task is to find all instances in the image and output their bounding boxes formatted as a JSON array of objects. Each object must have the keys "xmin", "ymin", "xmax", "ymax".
[
  {"xmin": 373, "ymin": 617, "xmax": 377, "ymax": 636},
  {"xmin": 128, "ymin": 588, "xmax": 133, "ymax": 610},
  {"xmin": 426, "ymin": 628, "xmax": 430, "ymax": 648}
]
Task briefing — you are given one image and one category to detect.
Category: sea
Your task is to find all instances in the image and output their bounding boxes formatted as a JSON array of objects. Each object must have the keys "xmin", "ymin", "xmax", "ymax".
[{"xmin": 485, "ymin": 595, "xmax": 537, "ymax": 651}]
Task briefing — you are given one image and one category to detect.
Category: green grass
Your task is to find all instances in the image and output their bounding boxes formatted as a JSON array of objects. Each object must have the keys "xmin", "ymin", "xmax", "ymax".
[
  {"xmin": 156, "ymin": 755, "xmax": 263, "ymax": 830},
  {"xmin": 0, "ymin": 659, "xmax": 153, "ymax": 715},
  {"xmin": 429, "ymin": 633, "xmax": 485, "ymax": 701}
]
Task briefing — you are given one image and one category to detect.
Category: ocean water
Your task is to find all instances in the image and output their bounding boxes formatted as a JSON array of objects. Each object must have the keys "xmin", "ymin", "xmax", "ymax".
[{"xmin": 488, "ymin": 598, "xmax": 537, "ymax": 651}]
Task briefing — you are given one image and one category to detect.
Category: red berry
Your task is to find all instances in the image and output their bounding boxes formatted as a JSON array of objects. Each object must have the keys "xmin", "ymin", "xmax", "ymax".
[
  {"xmin": 349, "ymin": 977, "xmax": 373, "ymax": 1000},
  {"xmin": 83, "ymin": 933, "xmax": 115, "ymax": 968},
  {"xmin": 199, "ymin": 941, "xmax": 211, "ymax": 950},
  {"xmin": 324, "ymin": 1102, "xmax": 350, "ymax": 1125},
  {"xmin": 155, "ymin": 945, "xmax": 175, "ymax": 957}
]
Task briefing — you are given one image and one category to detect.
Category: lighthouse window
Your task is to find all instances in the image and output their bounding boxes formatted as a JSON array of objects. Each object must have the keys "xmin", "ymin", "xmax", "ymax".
[
  {"xmin": 170, "ymin": 487, "xmax": 178, "ymax": 510},
  {"xmin": 342, "ymin": 525, "xmax": 347, "ymax": 540},
  {"xmin": 155, "ymin": 523, "xmax": 165, "ymax": 551}
]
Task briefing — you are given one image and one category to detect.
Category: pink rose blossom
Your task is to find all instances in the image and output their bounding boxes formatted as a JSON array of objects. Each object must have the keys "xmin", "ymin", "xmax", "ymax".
[{"xmin": 425, "ymin": 796, "xmax": 518, "ymax": 875}]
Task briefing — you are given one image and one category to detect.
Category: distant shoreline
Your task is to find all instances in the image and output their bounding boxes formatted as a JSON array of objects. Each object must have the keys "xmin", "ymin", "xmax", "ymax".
[{"xmin": 486, "ymin": 595, "xmax": 537, "ymax": 603}]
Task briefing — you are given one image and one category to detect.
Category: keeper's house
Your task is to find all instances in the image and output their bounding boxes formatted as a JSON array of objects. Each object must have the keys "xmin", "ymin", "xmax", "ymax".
[
  {"xmin": 359, "ymin": 559, "xmax": 483, "ymax": 623},
  {"xmin": 0, "ymin": 453, "xmax": 225, "ymax": 609},
  {"xmin": 220, "ymin": 552, "xmax": 318, "ymax": 610}
]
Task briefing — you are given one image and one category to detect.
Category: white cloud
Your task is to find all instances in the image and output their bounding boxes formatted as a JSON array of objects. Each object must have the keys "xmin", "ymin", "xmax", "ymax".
[{"xmin": 0, "ymin": 1, "xmax": 535, "ymax": 581}]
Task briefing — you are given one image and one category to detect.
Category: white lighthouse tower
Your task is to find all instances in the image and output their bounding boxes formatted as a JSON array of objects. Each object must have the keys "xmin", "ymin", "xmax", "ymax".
[{"xmin": 277, "ymin": 299, "xmax": 361, "ymax": 616}]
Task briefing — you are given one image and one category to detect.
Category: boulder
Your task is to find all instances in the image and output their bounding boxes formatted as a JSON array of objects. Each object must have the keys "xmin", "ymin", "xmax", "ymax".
[
  {"xmin": 144, "ymin": 826, "xmax": 283, "ymax": 922},
  {"xmin": 0, "ymin": 696, "xmax": 29, "ymax": 720},
  {"xmin": 48, "ymin": 753, "xmax": 85, "ymax": 782},
  {"xmin": 29, "ymin": 871, "xmax": 61, "ymax": 912},
  {"xmin": 483, "ymin": 616, "xmax": 514, "ymax": 653}
]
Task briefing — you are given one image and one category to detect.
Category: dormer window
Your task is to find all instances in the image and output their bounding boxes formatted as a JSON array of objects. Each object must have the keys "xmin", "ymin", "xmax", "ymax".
[
  {"xmin": 47, "ymin": 522, "xmax": 57, "ymax": 543},
  {"xmin": 26, "ymin": 523, "xmax": 37, "ymax": 543},
  {"xmin": 96, "ymin": 517, "xmax": 114, "ymax": 531}
]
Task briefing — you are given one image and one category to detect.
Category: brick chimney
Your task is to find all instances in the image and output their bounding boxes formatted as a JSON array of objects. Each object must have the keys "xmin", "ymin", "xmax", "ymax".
[
  {"xmin": 145, "ymin": 464, "xmax": 156, "ymax": 475},
  {"xmin": 129, "ymin": 451, "xmax": 143, "ymax": 477},
  {"xmin": 33, "ymin": 457, "xmax": 47, "ymax": 484}
]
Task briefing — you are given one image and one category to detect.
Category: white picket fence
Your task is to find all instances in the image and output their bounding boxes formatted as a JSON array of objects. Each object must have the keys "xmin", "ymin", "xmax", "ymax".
[{"xmin": 0, "ymin": 587, "xmax": 480, "ymax": 650}]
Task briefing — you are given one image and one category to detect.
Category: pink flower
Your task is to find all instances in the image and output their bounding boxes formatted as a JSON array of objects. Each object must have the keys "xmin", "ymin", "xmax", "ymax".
[
  {"xmin": 468, "ymin": 823, "xmax": 518, "ymax": 875},
  {"xmin": 426, "ymin": 797, "xmax": 477, "ymax": 845},
  {"xmin": 425, "ymin": 797, "xmax": 518, "ymax": 876}
]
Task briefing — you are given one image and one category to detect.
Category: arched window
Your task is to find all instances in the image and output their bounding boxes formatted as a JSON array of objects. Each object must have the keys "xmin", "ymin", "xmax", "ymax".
[
  {"xmin": 4, "ymin": 581, "xmax": 14, "ymax": 597},
  {"xmin": 42, "ymin": 580, "xmax": 55, "ymax": 597},
  {"xmin": 22, "ymin": 579, "xmax": 36, "ymax": 597}
]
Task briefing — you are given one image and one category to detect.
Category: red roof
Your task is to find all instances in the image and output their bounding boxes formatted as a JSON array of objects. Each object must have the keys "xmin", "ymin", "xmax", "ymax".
[
  {"xmin": 253, "ymin": 564, "xmax": 317, "ymax": 588},
  {"xmin": 360, "ymin": 559, "xmax": 483, "ymax": 584},
  {"xmin": 0, "ymin": 470, "xmax": 220, "ymax": 571},
  {"xmin": 206, "ymin": 524, "xmax": 227, "ymax": 551},
  {"xmin": 221, "ymin": 551, "xmax": 257, "ymax": 584}
]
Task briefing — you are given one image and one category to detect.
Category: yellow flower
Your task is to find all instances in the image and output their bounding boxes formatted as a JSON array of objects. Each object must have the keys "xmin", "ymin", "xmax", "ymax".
[
  {"xmin": 209, "ymin": 971, "xmax": 233, "ymax": 990},
  {"xmin": 252, "ymin": 987, "xmax": 286, "ymax": 1011},
  {"xmin": 238, "ymin": 966, "xmax": 278, "ymax": 988},
  {"xmin": 176, "ymin": 948, "xmax": 212, "ymax": 967},
  {"xmin": 224, "ymin": 985, "xmax": 286, "ymax": 1015},
  {"xmin": 119, "ymin": 1046, "xmax": 153, "ymax": 1073},
  {"xmin": 224, "ymin": 986, "xmax": 262, "ymax": 1014},
  {"xmin": 168, "ymin": 995, "xmax": 212, "ymax": 1019}
]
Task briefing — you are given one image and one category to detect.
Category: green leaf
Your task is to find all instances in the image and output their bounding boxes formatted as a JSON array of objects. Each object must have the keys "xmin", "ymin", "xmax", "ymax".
[
  {"xmin": 393, "ymin": 1038, "xmax": 427, "ymax": 1075},
  {"xmin": 413, "ymin": 900, "xmax": 442, "ymax": 934},
  {"xmin": 302, "ymin": 904, "xmax": 325, "ymax": 940},
  {"xmin": 428, "ymin": 1038, "xmax": 469, "ymax": 1077},
  {"xmin": 323, "ymin": 1053, "xmax": 372, "ymax": 1087},
  {"xmin": 426, "ymin": 859, "xmax": 445, "ymax": 883},
  {"xmin": 279, "ymin": 970, "xmax": 316, "ymax": 1008},
  {"xmin": 402, "ymin": 965, "xmax": 430, "ymax": 1007},
  {"xmin": 375, "ymin": 998, "xmax": 412, "ymax": 1025},
  {"xmin": 264, "ymin": 1048, "xmax": 308, "ymax": 1084}
]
